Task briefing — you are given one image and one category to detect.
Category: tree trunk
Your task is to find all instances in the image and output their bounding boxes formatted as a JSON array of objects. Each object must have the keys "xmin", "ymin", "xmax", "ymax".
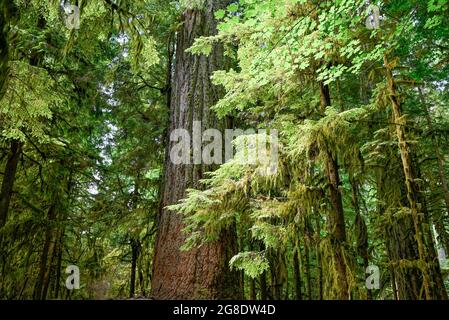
[
  {"xmin": 293, "ymin": 242, "xmax": 302, "ymax": 300},
  {"xmin": 0, "ymin": 0, "xmax": 17, "ymax": 99},
  {"xmin": 418, "ymin": 87, "xmax": 449, "ymax": 255},
  {"xmin": 33, "ymin": 202, "xmax": 57, "ymax": 300},
  {"xmin": 303, "ymin": 237, "xmax": 312, "ymax": 300},
  {"xmin": 0, "ymin": 139, "xmax": 22, "ymax": 229},
  {"xmin": 260, "ymin": 271, "xmax": 267, "ymax": 300},
  {"xmin": 248, "ymin": 239, "xmax": 256, "ymax": 300},
  {"xmin": 313, "ymin": 209, "xmax": 323, "ymax": 300},
  {"xmin": 129, "ymin": 238, "xmax": 140, "ymax": 298},
  {"xmin": 419, "ymin": 87, "xmax": 449, "ymax": 215},
  {"xmin": 53, "ymin": 229, "xmax": 64, "ymax": 299},
  {"xmin": 376, "ymin": 153, "xmax": 425, "ymax": 300},
  {"xmin": 269, "ymin": 249, "xmax": 286, "ymax": 300},
  {"xmin": 249, "ymin": 277, "xmax": 256, "ymax": 300},
  {"xmin": 349, "ymin": 174, "xmax": 372, "ymax": 299},
  {"xmin": 384, "ymin": 55, "xmax": 447, "ymax": 300},
  {"xmin": 151, "ymin": 0, "xmax": 241, "ymax": 300},
  {"xmin": 238, "ymin": 234, "xmax": 245, "ymax": 298},
  {"xmin": 319, "ymin": 82, "xmax": 350, "ymax": 299}
]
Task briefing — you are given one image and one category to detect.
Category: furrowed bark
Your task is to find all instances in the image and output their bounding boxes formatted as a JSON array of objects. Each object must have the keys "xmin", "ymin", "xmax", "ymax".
[{"xmin": 151, "ymin": 0, "xmax": 241, "ymax": 300}]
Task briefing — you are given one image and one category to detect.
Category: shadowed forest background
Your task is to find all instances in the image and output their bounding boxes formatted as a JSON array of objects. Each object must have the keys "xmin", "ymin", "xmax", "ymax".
[{"xmin": 0, "ymin": 0, "xmax": 449, "ymax": 300}]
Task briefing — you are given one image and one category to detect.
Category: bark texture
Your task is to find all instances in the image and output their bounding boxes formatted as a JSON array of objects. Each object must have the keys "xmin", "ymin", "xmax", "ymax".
[
  {"xmin": 319, "ymin": 82, "xmax": 350, "ymax": 299},
  {"xmin": 151, "ymin": 0, "xmax": 241, "ymax": 300}
]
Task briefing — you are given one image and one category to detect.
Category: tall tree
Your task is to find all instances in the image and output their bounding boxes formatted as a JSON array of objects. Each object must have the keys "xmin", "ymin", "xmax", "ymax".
[{"xmin": 151, "ymin": 0, "xmax": 241, "ymax": 299}]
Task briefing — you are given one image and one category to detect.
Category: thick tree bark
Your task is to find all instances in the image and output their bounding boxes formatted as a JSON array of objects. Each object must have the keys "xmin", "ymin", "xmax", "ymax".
[{"xmin": 151, "ymin": 0, "xmax": 241, "ymax": 300}]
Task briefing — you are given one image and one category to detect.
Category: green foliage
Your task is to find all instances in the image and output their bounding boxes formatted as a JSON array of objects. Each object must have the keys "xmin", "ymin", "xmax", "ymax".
[
  {"xmin": 229, "ymin": 251, "xmax": 270, "ymax": 278},
  {"xmin": 170, "ymin": 0, "xmax": 449, "ymax": 299}
]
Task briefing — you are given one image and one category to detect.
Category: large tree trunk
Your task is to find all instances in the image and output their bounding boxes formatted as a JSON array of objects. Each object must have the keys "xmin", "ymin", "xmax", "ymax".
[{"xmin": 151, "ymin": 0, "xmax": 241, "ymax": 300}]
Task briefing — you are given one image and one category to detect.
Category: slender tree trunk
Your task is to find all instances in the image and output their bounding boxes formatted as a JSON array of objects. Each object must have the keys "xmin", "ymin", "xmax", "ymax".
[
  {"xmin": 284, "ymin": 265, "xmax": 289, "ymax": 300},
  {"xmin": 249, "ymin": 240, "xmax": 257, "ymax": 300},
  {"xmin": 34, "ymin": 165, "xmax": 69, "ymax": 300},
  {"xmin": 313, "ymin": 209, "xmax": 323, "ymax": 300},
  {"xmin": 303, "ymin": 237, "xmax": 312, "ymax": 300},
  {"xmin": 269, "ymin": 248, "xmax": 286, "ymax": 300},
  {"xmin": 260, "ymin": 271, "xmax": 267, "ymax": 300},
  {"xmin": 270, "ymin": 257, "xmax": 281, "ymax": 300},
  {"xmin": 151, "ymin": 0, "xmax": 241, "ymax": 300},
  {"xmin": 418, "ymin": 177, "xmax": 449, "ymax": 299},
  {"xmin": 249, "ymin": 277, "xmax": 256, "ymax": 300},
  {"xmin": 41, "ymin": 231, "xmax": 58, "ymax": 300},
  {"xmin": 293, "ymin": 242, "xmax": 302, "ymax": 300},
  {"xmin": 53, "ymin": 230, "xmax": 64, "ymax": 299},
  {"xmin": 33, "ymin": 202, "xmax": 57, "ymax": 300},
  {"xmin": 129, "ymin": 238, "xmax": 140, "ymax": 298},
  {"xmin": 349, "ymin": 174, "xmax": 372, "ymax": 299},
  {"xmin": 239, "ymin": 234, "xmax": 245, "ymax": 298},
  {"xmin": 319, "ymin": 82, "xmax": 349, "ymax": 299},
  {"xmin": 0, "ymin": 139, "xmax": 22, "ymax": 229}
]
